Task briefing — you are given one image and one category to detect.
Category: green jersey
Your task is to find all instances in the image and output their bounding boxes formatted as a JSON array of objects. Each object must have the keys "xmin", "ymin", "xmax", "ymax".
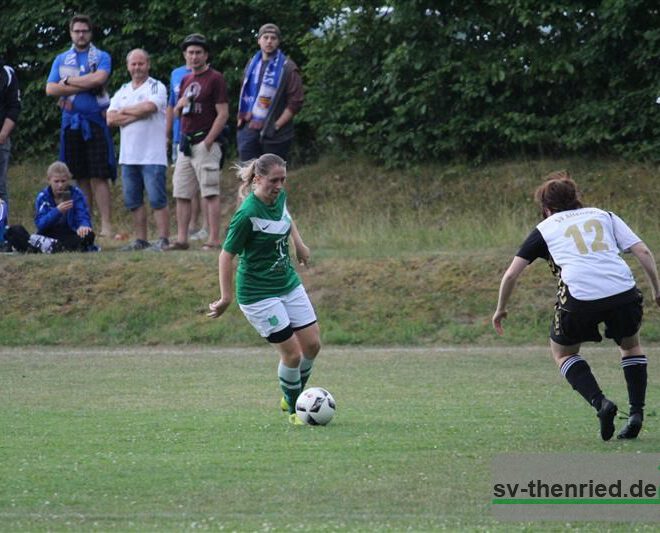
[{"xmin": 223, "ymin": 190, "xmax": 301, "ymax": 305}]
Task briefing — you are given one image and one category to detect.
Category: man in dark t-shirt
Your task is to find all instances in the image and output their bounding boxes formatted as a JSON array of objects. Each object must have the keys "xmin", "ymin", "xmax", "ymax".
[{"xmin": 167, "ymin": 34, "xmax": 228, "ymax": 251}]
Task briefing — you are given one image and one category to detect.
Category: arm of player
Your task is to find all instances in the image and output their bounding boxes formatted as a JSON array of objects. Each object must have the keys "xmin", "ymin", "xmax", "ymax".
[
  {"xmin": 290, "ymin": 220, "xmax": 310, "ymax": 267},
  {"xmin": 629, "ymin": 241, "xmax": 660, "ymax": 307},
  {"xmin": 492, "ymin": 256, "xmax": 530, "ymax": 335},
  {"xmin": 208, "ymin": 249, "xmax": 235, "ymax": 318}
]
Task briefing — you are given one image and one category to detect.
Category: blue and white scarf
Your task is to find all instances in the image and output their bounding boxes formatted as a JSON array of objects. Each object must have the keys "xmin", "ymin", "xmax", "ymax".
[
  {"xmin": 59, "ymin": 43, "xmax": 110, "ymax": 108},
  {"xmin": 238, "ymin": 49, "xmax": 286, "ymax": 129}
]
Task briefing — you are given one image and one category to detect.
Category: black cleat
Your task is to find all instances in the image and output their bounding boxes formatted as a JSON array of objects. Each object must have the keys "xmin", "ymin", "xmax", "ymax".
[
  {"xmin": 617, "ymin": 413, "xmax": 643, "ymax": 440},
  {"xmin": 597, "ymin": 399, "xmax": 617, "ymax": 441}
]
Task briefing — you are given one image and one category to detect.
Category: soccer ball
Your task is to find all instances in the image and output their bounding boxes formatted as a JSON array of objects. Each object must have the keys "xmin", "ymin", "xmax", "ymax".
[{"xmin": 295, "ymin": 387, "xmax": 336, "ymax": 426}]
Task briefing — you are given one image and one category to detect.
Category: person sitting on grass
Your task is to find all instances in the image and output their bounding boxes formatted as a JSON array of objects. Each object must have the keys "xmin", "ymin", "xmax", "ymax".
[
  {"xmin": 5, "ymin": 161, "xmax": 97, "ymax": 253},
  {"xmin": 493, "ymin": 171, "xmax": 660, "ymax": 441}
]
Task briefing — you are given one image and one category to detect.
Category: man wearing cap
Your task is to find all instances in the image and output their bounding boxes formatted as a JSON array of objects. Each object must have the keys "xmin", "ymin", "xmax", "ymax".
[
  {"xmin": 237, "ymin": 23, "xmax": 304, "ymax": 163},
  {"xmin": 167, "ymin": 34, "xmax": 228, "ymax": 251}
]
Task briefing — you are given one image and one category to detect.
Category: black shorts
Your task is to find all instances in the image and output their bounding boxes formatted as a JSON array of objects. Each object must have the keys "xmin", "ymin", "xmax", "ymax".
[
  {"xmin": 550, "ymin": 290, "xmax": 643, "ymax": 346},
  {"xmin": 64, "ymin": 123, "xmax": 111, "ymax": 180}
]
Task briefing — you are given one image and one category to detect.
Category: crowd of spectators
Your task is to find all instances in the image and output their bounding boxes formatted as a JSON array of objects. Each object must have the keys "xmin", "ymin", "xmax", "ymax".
[{"xmin": 0, "ymin": 15, "xmax": 304, "ymax": 254}]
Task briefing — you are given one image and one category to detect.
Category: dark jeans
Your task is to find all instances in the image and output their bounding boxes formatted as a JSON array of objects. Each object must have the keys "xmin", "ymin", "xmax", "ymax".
[
  {"xmin": 0, "ymin": 139, "xmax": 10, "ymax": 209},
  {"xmin": 237, "ymin": 125, "xmax": 292, "ymax": 163},
  {"xmin": 43, "ymin": 226, "xmax": 96, "ymax": 252}
]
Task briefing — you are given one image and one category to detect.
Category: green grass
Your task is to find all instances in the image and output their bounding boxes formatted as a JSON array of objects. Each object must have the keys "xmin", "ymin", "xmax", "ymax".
[
  {"xmin": 3, "ymin": 156, "xmax": 660, "ymax": 347},
  {"xmin": 1, "ymin": 345, "xmax": 658, "ymax": 531}
]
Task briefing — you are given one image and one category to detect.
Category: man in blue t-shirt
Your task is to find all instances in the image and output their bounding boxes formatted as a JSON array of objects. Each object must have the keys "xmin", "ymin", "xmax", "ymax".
[
  {"xmin": 166, "ymin": 64, "xmax": 192, "ymax": 165},
  {"xmin": 46, "ymin": 14, "xmax": 116, "ymax": 238}
]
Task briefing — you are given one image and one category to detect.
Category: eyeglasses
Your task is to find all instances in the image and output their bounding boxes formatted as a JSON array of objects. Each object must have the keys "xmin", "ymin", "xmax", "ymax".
[{"xmin": 71, "ymin": 29, "xmax": 91, "ymax": 34}]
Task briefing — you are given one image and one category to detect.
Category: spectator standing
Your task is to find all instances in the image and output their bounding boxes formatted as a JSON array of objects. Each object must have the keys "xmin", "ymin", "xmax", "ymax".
[
  {"xmin": 237, "ymin": 23, "xmax": 303, "ymax": 163},
  {"xmin": 107, "ymin": 49, "xmax": 170, "ymax": 251},
  {"xmin": 45, "ymin": 14, "xmax": 116, "ymax": 238},
  {"xmin": 0, "ymin": 59, "xmax": 21, "ymax": 216},
  {"xmin": 167, "ymin": 34, "xmax": 228, "ymax": 251},
  {"xmin": 166, "ymin": 54, "xmax": 208, "ymax": 242}
]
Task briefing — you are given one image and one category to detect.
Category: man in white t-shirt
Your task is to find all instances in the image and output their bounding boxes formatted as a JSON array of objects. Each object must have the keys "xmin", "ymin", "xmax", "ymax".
[
  {"xmin": 107, "ymin": 49, "xmax": 169, "ymax": 251},
  {"xmin": 492, "ymin": 171, "xmax": 660, "ymax": 442}
]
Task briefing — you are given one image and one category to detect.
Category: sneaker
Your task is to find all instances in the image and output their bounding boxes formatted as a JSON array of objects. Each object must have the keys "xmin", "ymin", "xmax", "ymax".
[
  {"xmin": 149, "ymin": 237, "xmax": 170, "ymax": 251},
  {"xmin": 280, "ymin": 396, "xmax": 290, "ymax": 412},
  {"xmin": 288, "ymin": 413, "xmax": 305, "ymax": 426},
  {"xmin": 597, "ymin": 398, "xmax": 618, "ymax": 441},
  {"xmin": 617, "ymin": 412, "xmax": 643, "ymax": 439},
  {"xmin": 120, "ymin": 239, "xmax": 151, "ymax": 252},
  {"xmin": 189, "ymin": 228, "xmax": 209, "ymax": 241}
]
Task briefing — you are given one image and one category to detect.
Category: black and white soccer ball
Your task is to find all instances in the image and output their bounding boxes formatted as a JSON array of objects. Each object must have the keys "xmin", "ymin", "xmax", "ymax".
[{"xmin": 295, "ymin": 387, "xmax": 336, "ymax": 426}]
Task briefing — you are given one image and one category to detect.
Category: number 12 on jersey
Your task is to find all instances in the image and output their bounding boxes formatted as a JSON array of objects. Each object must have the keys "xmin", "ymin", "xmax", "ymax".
[{"xmin": 564, "ymin": 219, "xmax": 610, "ymax": 255}]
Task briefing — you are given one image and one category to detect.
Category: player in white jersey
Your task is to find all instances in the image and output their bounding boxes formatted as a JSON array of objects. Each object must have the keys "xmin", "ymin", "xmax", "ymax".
[{"xmin": 492, "ymin": 172, "xmax": 660, "ymax": 441}]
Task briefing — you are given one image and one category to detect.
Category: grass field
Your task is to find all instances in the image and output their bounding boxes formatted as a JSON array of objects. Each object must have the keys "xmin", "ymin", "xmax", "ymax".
[
  {"xmin": 3, "ymin": 156, "xmax": 660, "ymax": 530},
  {"xmin": 1, "ymin": 345, "xmax": 658, "ymax": 531}
]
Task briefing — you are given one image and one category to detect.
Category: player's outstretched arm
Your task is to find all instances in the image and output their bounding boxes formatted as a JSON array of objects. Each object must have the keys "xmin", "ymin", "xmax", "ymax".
[
  {"xmin": 629, "ymin": 241, "xmax": 660, "ymax": 307},
  {"xmin": 290, "ymin": 220, "xmax": 310, "ymax": 267},
  {"xmin": 492, "ymin": 256, "xmax": 530, "ymax": 335},
  {"xmin": 208, "ymin": 249, "xmax": 235, "ymax": 318}
]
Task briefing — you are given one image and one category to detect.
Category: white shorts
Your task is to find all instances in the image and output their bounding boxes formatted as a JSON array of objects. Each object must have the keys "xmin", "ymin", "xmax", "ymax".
[{"xmin": 239, "ymin": 285, "xmax": 317, "ymax": 339}]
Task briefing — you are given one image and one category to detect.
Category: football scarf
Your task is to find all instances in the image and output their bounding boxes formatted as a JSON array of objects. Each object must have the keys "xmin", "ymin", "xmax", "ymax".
[
  {"xmin": 238, "ymin": 49, "xmax": 286, "ymax": 129},
  {"xmin": 59, "ymin": 43, "xmax": 110, "ymax": 108}
]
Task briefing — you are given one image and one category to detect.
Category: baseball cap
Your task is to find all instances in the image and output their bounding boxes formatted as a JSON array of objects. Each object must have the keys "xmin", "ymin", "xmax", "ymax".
[{"xmin": 181, "ymin": 33, "xmax": 209, "ymax": 51}]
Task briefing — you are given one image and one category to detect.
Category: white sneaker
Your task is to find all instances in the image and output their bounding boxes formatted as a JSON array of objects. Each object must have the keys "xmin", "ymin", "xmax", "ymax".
[{"xmin": 189, "ymin": 228, "xmax": 209, "ymax": 241}]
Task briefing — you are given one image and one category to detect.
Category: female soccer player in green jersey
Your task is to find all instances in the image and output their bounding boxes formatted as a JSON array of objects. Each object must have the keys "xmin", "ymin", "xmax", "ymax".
[{"xmin": 207, "ymin": 153, "xmax": 321, "ymax": 425}]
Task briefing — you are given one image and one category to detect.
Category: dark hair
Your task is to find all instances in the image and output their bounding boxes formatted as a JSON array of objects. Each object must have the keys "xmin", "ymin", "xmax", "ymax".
[
  {"xmin": 235, "ymin": 153, "xmax": 286, "ymax": 203},
  {"xmin": 534, "ymin": 170, "xmax": 583, "ymax": 215},
  {"xmin": 69, "ymin": 14, "xmax": 92, "ymax": 32}
]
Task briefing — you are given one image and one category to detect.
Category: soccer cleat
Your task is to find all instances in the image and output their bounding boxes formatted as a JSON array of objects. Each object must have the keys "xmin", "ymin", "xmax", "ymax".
[
  {"xmin": 280, "ymin": 396, "xmax": 290, "ymax": 412},
  {"xmin": 597, "ymin": 398, "xmax": 618, "ymax": 441},
  {"xmin": 288, "ymin": 413, "xmax": 305, "ymax": 426},
  {"xmin": 617, "ymin": 413, "xmax": 643, "ymax": 439}
]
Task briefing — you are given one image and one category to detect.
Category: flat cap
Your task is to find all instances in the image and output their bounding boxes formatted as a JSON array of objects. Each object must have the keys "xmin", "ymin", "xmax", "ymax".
[{"xmin": 181, "ymin": 33, "xmax": 208, "ymax": 51}]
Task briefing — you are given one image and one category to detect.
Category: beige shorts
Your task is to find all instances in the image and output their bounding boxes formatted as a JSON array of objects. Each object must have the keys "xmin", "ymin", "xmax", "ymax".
[{"xmin": 172, "ymin": 141, "xmax": 222, "ymax": 199}]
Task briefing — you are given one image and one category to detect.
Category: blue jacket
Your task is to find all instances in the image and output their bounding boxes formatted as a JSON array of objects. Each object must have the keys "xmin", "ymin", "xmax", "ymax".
[{"xmin": 34, "ymin": 185, "xmax": 92, "ymax": 234}]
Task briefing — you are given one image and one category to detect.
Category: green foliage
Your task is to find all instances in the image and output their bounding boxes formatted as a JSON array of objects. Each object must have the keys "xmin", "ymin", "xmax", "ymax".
[
  {"xmin": 300, "ymin": 0, "xmax": 660, "ymax": 165},
  {"xmin": 2, "ymin": 1, "xmax": 659, "ymax": 166}
]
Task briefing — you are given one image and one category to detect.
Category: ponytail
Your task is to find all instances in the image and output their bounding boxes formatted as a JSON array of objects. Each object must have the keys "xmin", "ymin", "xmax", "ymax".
[{"xmin": 235, "ymin": 159, "xmax": 259, "ymax": 204}]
